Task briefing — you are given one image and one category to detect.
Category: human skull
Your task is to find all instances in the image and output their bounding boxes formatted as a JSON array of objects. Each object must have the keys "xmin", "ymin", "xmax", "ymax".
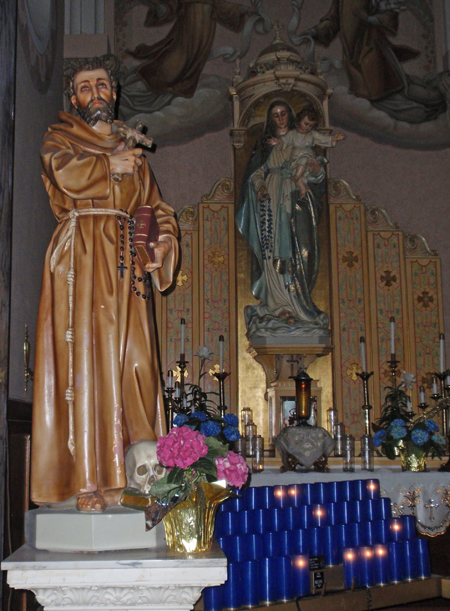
[{"xmin": 125, "ymin": 441, "xmax": 166, "ymax": 495}]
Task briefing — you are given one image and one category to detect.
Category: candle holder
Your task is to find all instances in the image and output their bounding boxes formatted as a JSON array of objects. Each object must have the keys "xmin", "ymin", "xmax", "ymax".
[
  {"xmin": 164, "ymin": 385, "xmax": 176, "ymax": 430},
  {"xmin": 356, "ymin": 370, "xmax": 374, "ymax": 436},
  {"xmin": 388, "ymin": 356, "xmax": 400, "ymax": 389},
  {"xmin": 435, "ymin": 371, "xmax": 448, "ymax": 437},
  {"xmin": 291, "ymin": 366, "xmax": 312, "ymax": 424},
  {"xmin": 176, "ymin": 353, "xmax": 189, "ymax": 398},
  {"xmin": 213, "ymin": 371, "xmax": 231, "ymax": 418}
]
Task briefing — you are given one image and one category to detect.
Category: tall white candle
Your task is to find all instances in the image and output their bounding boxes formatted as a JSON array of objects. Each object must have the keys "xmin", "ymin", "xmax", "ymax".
[
  {"xmin": 219, "ymin": 334, "xmax": 224, "ymax": 373},
  {"xmin": 174, "ymin": 382, "xmax": 180, "ymax": 399},
  {"xmin": 168, "ymin": 370, "xmax": 173, "ymax": 389},
  {"xmin": 419, "ymin": 385, "xmax": 425, "ymax": 404},
  {"xmin": 447, "ymin": 373, "xmax": 450, "ymax": 387},
  {"xmin": 406, "ymin": 396, "xmax": 412, "ymax": 412},
  {"xmin": 180, "ymin": 318, "xmax": 186, "ymax": 355},
  {"xmin": 390, "ymin": 317, "xmax": 395, "ymax": 356},
  {"xmin": 360, "ymin": 336, "xmax": 367, "ymax": 373},
  {"xmin": 440, "ymin": 333, "xmax": 446, "ymax": 373},
  {"xmin": 432, "ymin": 376, "xmax": 438, "ymax": 395}
]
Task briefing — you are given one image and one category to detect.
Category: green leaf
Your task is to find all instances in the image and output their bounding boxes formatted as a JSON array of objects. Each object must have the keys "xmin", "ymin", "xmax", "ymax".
[
  {"xmin": 167, "ymin": 468, "xmax": 184, "ymax": 485},
  {"xmin": 191, "ymin": 457, "xmax": 217, "ymax": 477},
  {"xmin": 150, "ymin": 481, "xmax": 181, "ymax": 498},
  {"xmin": 384, "ymin": 444, "xmax": 397, "ymax": 460}
]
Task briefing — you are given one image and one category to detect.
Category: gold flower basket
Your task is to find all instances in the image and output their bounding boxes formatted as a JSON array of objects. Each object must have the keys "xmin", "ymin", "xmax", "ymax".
[
  {"xmin": 399, "ymin": 446, "xmax": 426, "ymax": 472},
  {"xmin": 163, "ymin": 480, "xmax": 233, "ymax": 553}
]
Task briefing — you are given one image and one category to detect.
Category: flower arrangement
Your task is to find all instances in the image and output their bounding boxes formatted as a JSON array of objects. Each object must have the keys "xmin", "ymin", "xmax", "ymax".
[
  {"xmin": 373, "ymin": 385, "xmax": 446, "ymax": 461},
  {"xmin": 150, "ymin": 421, "xmax": 248, "ymax": 504}
]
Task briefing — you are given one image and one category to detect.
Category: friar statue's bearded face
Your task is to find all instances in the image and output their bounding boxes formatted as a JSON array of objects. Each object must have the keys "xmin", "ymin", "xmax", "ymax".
[{"xmin": 70, "ymin": 68, "xmax": 117, "ymax": 127}]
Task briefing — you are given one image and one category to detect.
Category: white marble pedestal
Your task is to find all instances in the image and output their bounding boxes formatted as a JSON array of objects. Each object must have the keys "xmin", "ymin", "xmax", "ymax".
[{"xmin": 2, "ymin": 543, "xmax": 227, "ymax": 611}]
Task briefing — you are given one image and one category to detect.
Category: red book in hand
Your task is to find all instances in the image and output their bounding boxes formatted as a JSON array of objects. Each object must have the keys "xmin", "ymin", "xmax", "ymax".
[{"xmin": 132, "ymin": 204, "xmax": 160, "ymax": 269}]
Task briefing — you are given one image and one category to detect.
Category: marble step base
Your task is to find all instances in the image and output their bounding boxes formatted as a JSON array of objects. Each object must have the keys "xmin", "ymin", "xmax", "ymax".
[{"xmin": 25, "ymin": 506, "xmax": 166, "ymax": 552}]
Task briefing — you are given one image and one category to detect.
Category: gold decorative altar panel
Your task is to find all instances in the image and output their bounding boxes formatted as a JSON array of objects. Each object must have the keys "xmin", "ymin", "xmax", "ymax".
[
  {"xmin": 156, "ymin": 180, "xmax": 237, "ymax": 411},
  {"xmin": 329, "ymin": 182, "xmax": 445, "ymax": 437}
]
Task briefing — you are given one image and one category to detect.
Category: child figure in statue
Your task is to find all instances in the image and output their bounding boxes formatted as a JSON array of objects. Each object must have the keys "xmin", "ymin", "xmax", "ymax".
[{"xmin": 269, "ymin": 106, "xmax": 345, "ymax": 197}]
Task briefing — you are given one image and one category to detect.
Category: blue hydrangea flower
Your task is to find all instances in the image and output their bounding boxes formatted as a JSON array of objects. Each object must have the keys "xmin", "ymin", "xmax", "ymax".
[
  {"xmin": 191, "ymin": 411, "xmax": 207, "ymax": 421},
  {"xmin": 432, "ymin": 433, "xmax": 446, "ymax": 446},
  {"xmin": 174, "ymin": 414, "xmax": 189, "ymax": 427},
  {"xmin": 411, "ymin": 429, "xmax": 429, "ymax": 446},
  {"xmin": 223, "ymin": 426, "xmax": 241, "ymax": 441},
  {"xmin": 392, "ymin": 418, "xmax": 407, "ymax": 427},
  {"xmin": 390, "ymin": 425, "xmax": 407, "ymax": 440},
  {"xmin": 200, "ymin": 420, "xmax": 221, "ymax": 437},
  {"xmin": 373, "ymin": 430, "xmax": 387, "ymax": 447},
  {"xmin": 223, "ymin": 413, "xmax": 239, "ymax": 427},
  {"xmin": 425, "ymin": 420, "xmax": 439, "ymax": 432}
]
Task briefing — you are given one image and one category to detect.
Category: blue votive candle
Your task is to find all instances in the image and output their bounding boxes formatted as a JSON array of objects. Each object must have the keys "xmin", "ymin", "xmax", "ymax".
[
  {"xmin": 388, "ymin": 541, "xmax": 404, "ymax": 583},
  {"xmin": 222, "ymin": 562, "xmax": 242, "ymax": 610},
  {"xmin": 284, "ymin": 506, "xmax": 302, "ymax": 530},
  {"xmin": 373, "ymin": 544, "xmax": 389, "ymax": 586},
  {"xmin": 312, "ymin": 504, "xmax": 328, "ymax": 527},
  {"xmin": 313, "ymin": 482, "xmax": 329, "ymax": 504},
  {"xmin": 245, "ymin": 487, "xmax": 261, "ymax": 510},
  {"xmin": 259, "ymin": 486, "xmax": 275, "ymax": 509},
  {"xmin": 287, "ymin": 484, "xmax": 302, "ymax": 506},
  {"xmin": 373, "ymin": 519, "xmax": 390, "ymax": 544},
  {"xmin": 203, "ymin": 585, "xmax": 224, "ymax": 611},
  {"xmin": 414, "ymin": 538, "xmax": 431, "ymax": 579},
  {"xmin": 241, "ymin": 559, "xmax": 259, "ymax": 607},
  {"xmin": 258, "ymin": 557, "xmax": 277, "ymax": 605},
  {"xmin": 402, "ymin": 539, "xmax": 417, "ymax": 581},
  {"xmin": 275, "ymin": 556, "xmax": 294, "ymax": 602},
  {"xmin": 323, "ymin": 526, "xmax": 339, "ymax": 566},
  {"xmin": 252, "ymin": 508, "xmax": 270, "ymax": 534},
  {"xmin": 401, "ymin": 515, "xmax": 417, "ymax": 540},
  {"xmin": 379, "ymin": 498, "xmax": 392, "ymax": 520},
  {"xmin": 359, "ymin": 546, "xmax": 375, "ymax": 587},
  {"xmin": 292, "ymin": 554, "xmax": 311, "ymax": 597},
  {"xmin": 343, "ymin": 547, "xmax": 360, "ymax": 589},
  {"xmin": 389, "ymin": 518, "xmax": 404, "ymax": 542},
  {"xmin": 366, "ymin": 479, "xmax": 381, "ymax": 500},
  {"xmin": 274, "ymin": 485, "xmax": 289, "ymax": 508},
  {"xmin": 292, "ymin": 528, "xmax": 310, "ymax": 554}
]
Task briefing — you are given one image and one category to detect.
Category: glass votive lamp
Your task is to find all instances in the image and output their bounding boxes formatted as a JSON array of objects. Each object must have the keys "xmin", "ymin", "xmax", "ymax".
[
  {"xmin": 360, "ymin": 434, "xmax": 374, "ymax": 471},
  {"xmin": 273, "ymin": 485, "xmax": 288, "ymax": 507},
  {"xmin": 334, "ymin": 422, "xmax": 346, "ymax": 456},
  {"xmin": 389, "ymin": 518, "xmax": 404, "ymax": 542},
  {"xmin": 245, "ymin": 422, "xmax": 257, "ymax": 457},
  {"xmin": 234, "ymin": 436, "xmax": 246, "ymax": 458},
  {"xmin": 252, "ymin": 435, "xmax": 264, "ymax": 472},
  {"xmin": 312, "ymin": 504, "xmax": 327, "ymax": 527},
  {"xmin": 343, "ymin": 433, "xmax": 355, "ymax": 472},
  {"xmin": 241, "ymin": 407, "xmax": 253, "ymax": 426},
  {"xmin": 327, "ymin": 407, "xmax": 338, "ymax": 436}
]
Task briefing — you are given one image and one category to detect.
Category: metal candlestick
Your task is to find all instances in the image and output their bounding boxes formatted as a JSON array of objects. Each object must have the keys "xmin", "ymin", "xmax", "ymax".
[
  {"xmin": 176, "ymin": 353, "xmax": 189, "ymax": 398},
  {"xmin": 164, "ymin": 386, "xmax": 175, "ymax": 430},
  {"xmin": 388, "ymin": 356, "xmax": 400, "ymax": 389},
  {"xmin": 213, "ymin": 371, "xmax": 231, "ymax": 418},
  {"xmin": 356, "ymin": 370, "xmax": 374, "ymax": 436},
  {"xmin": 435, "ymin": 371, "xmax": 449, "ymax": 437}
]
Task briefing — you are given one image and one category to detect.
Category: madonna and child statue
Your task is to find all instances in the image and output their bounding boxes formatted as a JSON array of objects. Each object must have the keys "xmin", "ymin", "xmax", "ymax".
[{"xmin": 236, "ymin": 99, "xmax": 344, "ymax": 344}]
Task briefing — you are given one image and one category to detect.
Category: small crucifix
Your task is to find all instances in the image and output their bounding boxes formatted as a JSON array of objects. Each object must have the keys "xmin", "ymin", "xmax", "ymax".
[
  {"xmin": 117, "ymin": 261, "xmax": 127, "ymax": 279},
  {"xmin": 424, "ymin": 499, "xmax": 439, "ymax": 522}
]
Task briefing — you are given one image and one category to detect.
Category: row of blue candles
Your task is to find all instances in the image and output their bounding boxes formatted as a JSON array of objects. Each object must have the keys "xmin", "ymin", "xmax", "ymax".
[
  {"xmin": 343, "ymin": 539, "xmax": 431, "ymax": 587},
  {"xmin": 204, "ymin": 539, "xmax": 431, "ymax": 611},
  {"xmin": 216, "ymin": 516, "xmax": 417, "ymax": 562},
  {"xmin": 219, "ymin": 479, "xmax": 381, "ymax": 512}
]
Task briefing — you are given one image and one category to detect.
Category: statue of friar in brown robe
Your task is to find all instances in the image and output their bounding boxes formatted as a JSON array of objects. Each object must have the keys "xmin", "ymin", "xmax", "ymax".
[{"xmin": 30, "ymin": 56, "xmax": 179, "ymax": 512}]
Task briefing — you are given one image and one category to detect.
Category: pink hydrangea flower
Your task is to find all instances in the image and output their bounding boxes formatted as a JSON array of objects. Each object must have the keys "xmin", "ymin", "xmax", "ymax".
[
  {"xmin": 157, "ymin": 426, "xmax": 208, "ymax": 469},
  {"xmin": 215, "ymin": 451, "xmax": 249, "ymax": 488}
]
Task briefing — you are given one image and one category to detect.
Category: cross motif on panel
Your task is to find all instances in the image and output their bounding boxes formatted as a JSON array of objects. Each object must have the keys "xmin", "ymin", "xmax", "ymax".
[
  {"xmin": 176, "ymin": 270, "xmax": 188, "ymax": 287},
  {"xmin": 380, "ymin": 270, "xmax": 397, "ymax": 287},
  {"xmin": 342, "ymin": 251, "xmax": 359, "ymax": 268},
  {"xmin": 424, "ymin": 499, "xmax": 439, "ymax": 522},
  {"xmin": 417, "ymin": 290, "xmax": 434, "ymax": 308}
]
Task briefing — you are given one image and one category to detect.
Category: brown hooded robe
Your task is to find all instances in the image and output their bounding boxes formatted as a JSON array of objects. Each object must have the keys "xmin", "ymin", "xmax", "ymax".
[{"xmin": 31, "ymin": 112, "xmax": 178, "ymax": 504}]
